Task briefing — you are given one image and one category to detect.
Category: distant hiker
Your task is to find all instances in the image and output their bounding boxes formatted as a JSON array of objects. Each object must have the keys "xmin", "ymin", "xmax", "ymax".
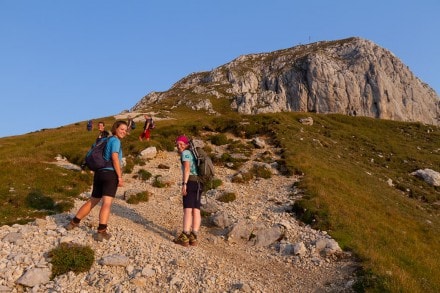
[
  {"xmin": 173, "ymin": 135, "xmax": 202, "ymax": 247},
  {"xmin": 65, "ymin": 120, "xmax": 128, "ymax": 241},
  {"xmin": 87, "ymin": 120, "xmax": 93, "ymax": 131},
  {"xmin": 97, "ymin": 121, "xmax": 111, "ymax": 142},
  {"xmin": 126, "ymin": 116, "xmax": 134, "ymax": 135},
  {"xmin": 139, "ymin": 114, "xmax": 154, "ymax": 141}
]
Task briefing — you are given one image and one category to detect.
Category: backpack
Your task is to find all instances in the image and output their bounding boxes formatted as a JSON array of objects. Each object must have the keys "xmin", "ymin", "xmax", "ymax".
[
  {"xmin": 189, "ymin": 139, "xmax": 215, "ymax": 183},
  {"xmin": 131, "ymin": 121, "xmax": 136, "ymax": 130},
  {"xmin": 84, "ymin": 137, "xmax": 114, "ymax": 171},
  {"xmin": 149, "ymin": 118, "xmax": 155, "ymax": 129}
]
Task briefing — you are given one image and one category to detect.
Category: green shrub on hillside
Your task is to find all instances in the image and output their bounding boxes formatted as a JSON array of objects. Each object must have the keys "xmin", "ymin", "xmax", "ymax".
[
  {"xmin": 49, "ymin": 243, "xmax": 94, "ymax": 279},
  {"xmin": 126, "ymin": 191, "xmax": 150, "ymax": 204},
  {"xmin": 210, "ymin": 134, "xmax": 229, "ymax": 146},
  {"xmin": 137, "ymin": 169, "xmax": 152, "ymax": 181},
  {"xmin": 217, "ymin": 192, "xmax": 236, "ymax": 203}
]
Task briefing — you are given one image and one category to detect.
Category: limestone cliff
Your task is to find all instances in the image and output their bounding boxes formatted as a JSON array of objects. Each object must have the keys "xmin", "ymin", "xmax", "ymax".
[{"xmin": 132, "ymin": 37, "xmax": 440, "ymax": 125}]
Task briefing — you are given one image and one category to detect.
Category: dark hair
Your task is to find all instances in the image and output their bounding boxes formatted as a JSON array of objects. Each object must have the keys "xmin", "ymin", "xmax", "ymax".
[{"xmin": 111, "ymin": 120, "xmax": 128, "ymax": 135}]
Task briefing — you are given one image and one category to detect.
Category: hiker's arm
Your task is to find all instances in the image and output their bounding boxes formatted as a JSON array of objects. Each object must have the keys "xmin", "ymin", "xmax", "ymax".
[
  {"xmin": 181, "ymin": 161, "xmax": 190, "ymax": 195},
  {"xmin": 112, "ymin": 152, "xmax": 123, "ymax": 186}
]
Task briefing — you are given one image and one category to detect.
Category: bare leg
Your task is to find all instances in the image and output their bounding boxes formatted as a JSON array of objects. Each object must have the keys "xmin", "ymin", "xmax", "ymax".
[
  {"xmin": 98, "ymin": 196, "xmax": 114, "ymax": 225},
  {"xmin": 183, "ymin": 208, "xmax": 193, "ymax": 232},
  {"xmin": 192, "ymin": 208, "xmax": 201, "ymax": 232},
  {"xmin": 75, "ymin": 197, "xmax": 101, "ymax": 220}
]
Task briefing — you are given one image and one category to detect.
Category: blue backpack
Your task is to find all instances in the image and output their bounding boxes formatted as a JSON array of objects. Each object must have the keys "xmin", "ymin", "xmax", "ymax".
[{"xmin": 84, "ymin": 137, "xmax": 114, "ymax": 171}]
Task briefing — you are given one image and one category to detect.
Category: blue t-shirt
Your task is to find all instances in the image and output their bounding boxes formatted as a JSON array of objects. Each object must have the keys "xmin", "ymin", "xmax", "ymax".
[
  {"xmin": 102, "ymin": 136, "xmax": 122, "ymax": 170},
  {"xmin": 181, "ymin": 149, "xmax": 198, "ymax": 175}
]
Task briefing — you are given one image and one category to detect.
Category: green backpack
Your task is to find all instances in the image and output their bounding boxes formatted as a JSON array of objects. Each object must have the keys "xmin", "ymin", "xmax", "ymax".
[{"xmin": 189, "ymin": 139, "xmax": 215, "ymax": 183}]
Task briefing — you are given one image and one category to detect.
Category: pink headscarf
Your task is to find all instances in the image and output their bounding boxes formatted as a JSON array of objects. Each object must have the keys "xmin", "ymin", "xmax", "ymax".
[{"xmin": 176, "ymin": 135, "xmax": 189, "ymax": 144}]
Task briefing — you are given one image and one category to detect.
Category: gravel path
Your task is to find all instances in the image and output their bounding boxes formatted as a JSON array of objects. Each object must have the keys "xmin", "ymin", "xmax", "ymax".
[{"xmin": 0, "ymin": 140, "xmax": 358, "ymax": 292}]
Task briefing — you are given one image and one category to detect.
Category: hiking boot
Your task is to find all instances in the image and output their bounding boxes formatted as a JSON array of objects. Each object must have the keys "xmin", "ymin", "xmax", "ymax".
[
  {"xmin": 94, "ymin": 230, "xmax": 111, "ymax": 242},
  {"xmin": 64, "ymin": 220, "xmax": 79, "ymax": 231},
  {"xmin": 173, "ymin": 232, "xmax": 189, "ymax": 247},
  {"xmin": 189, "ymin": 232, "xmax": 198, "ymax": 246}
]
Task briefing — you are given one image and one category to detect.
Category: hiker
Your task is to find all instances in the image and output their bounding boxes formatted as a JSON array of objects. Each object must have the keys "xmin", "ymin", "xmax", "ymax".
[
  {"xmin": 97, "ymin": 121, "xmax": 111, "ymax": 141},
  {"xmin": 126, "ymin": 116, "xmax": 134, "ymax": 135},
  {"xmin": 65, "ymin": 120, "xmax": 128, "ymax": 241},
  {"xmin": 87, "ymin": 120, "xmax": 93, "ymax": 131},
  {"xmin": 173, "ymin": 135, "xmax": 202, "ymax": 247},
  {"xmin": 139, "ymin": 114, "xmax": 153, "ymax": 141}
]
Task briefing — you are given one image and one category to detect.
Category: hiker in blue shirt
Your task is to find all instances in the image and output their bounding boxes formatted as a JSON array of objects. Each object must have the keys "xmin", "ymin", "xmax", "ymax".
[{"xmin": 65, "ymin": 120, "xmax": 128, "ymax": 241}]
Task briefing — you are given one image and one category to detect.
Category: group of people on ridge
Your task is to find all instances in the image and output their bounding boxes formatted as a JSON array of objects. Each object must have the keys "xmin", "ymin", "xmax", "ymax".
[{"xmin": 67, "ymin": 116, "xmax": 202, "ymax": 246}]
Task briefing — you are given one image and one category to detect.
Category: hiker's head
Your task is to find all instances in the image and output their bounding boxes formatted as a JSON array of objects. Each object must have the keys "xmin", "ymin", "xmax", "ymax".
[
  {"xmin": 98, "ymin": 122, "xmax": 105, "ymax": 131},
  {"xmin": 111, "ymin": 120, "xmax": 128, "ymax": 138},
  {"xmin": 176, "ymin": 135, "xmax": 189, "ymax": 152}
]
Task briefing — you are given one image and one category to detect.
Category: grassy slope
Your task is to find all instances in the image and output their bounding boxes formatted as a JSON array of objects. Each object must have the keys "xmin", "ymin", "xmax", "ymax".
[
  {"xmin": 273, "ymin": 113, "xmax": 440, "ymax": 292},
  {"xmin": 0, "ymin": 112, "xmax": 439, "ymax": 292}
]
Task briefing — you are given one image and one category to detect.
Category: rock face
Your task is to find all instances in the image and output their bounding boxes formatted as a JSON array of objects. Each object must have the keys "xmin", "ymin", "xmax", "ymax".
[{"xmin": 133, "ymin": 37, "xmax": 440, "ymax": 125}]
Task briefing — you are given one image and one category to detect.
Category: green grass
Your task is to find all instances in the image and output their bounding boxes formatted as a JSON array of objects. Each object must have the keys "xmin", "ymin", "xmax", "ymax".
[{"xmin": 0, "ymin": 111, "xmax": 439, "ymax": 292}]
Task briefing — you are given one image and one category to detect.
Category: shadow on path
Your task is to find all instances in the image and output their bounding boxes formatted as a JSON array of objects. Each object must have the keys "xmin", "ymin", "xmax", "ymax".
[{"xmin": 111, "ymin": 202, "xmax": 174, "ymax": 241}]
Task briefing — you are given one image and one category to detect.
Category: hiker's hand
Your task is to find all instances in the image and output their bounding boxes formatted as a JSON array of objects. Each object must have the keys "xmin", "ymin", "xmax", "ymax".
[
  {"xmin": 118, "ymin": 177, "xmax": 124, "ymax": 187},
  {"xmin": 181, "ymin": 185, "xmax": 187, "ymax": 196}
]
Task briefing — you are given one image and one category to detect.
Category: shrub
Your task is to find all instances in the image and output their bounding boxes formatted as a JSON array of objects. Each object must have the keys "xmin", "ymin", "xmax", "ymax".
[
  {"xmin": 203, "ymin": 178, "xmax": 222, "ymax": 192},
  {"xmin": 126, "ymin": 191, "xmax": 150, "ymax": 204},
  {"xmin": 49, "ymin": 243, "xmax": 94, "ymax": 279},
  {"xmin": 252, "ymin": 165, "xmax": 272, "ymax": 179},
  {"xmin": 124, "ymin": 157, "xmax": 135, "ymax": 174},
  {"xmin": 231, "ymin": 171, "xmax": 254, "ymax": 183},
  {"xmin": 210, "ymin": 134, "xmax": 229, "ymax": 146},
  {"xmin": 137, "ymin": 169, "xmax": 152, "ymax": 181},
  {"xmin": 217, "ymin": 192, "xmax": 236, "ymax": 203}
]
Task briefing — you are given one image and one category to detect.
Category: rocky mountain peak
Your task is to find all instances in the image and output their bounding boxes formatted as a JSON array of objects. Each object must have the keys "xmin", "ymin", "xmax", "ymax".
[{"xmin": 133, "ymin": 37, "xmax": 440, "ymax": 125}]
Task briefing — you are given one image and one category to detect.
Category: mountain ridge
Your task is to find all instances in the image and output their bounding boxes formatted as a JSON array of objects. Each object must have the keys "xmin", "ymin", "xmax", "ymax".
[{"xmin": 132, "ymin": 37, "xmax": 439, "ymax": 125}]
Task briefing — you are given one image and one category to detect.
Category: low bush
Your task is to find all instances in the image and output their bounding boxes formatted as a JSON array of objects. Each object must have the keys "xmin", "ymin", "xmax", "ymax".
[
  {"xmin": 137, "ymin": 169, "xmax": 152, "ymax": 181},
  {"xmin": 49, "ymin": 243, "xmax": 94, "ymax": 279},
  {"xmin": 217, "ymin": 192, "xmax": 236, "ymax": 203},
  {"xmin": 126, "ymin": 191, "xmax": 150, "ymax": 204}
]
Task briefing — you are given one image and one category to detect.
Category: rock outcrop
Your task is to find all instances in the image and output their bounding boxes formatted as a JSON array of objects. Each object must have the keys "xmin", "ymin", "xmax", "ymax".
[{"xmin": 133, "ymin": 37, "xmax": 440, "ymax": 125}]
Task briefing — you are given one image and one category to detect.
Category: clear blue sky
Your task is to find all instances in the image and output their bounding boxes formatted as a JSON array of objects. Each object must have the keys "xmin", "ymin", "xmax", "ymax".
[{"xmin": 1, "ymin": 1, "xmax": 439, "ymax": 138}]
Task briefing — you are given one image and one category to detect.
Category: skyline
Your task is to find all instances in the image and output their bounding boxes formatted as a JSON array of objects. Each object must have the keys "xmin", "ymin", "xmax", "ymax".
[{"xmin": 1, "ymin": 1, "xmax": 439, "ymax": 138}]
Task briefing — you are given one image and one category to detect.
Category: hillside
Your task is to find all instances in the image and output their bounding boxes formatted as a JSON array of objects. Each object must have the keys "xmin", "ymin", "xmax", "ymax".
[
  {"xmin": 1, "ymin": 135, "xmax": 358, "ymax": 292},
  {"xmin": 0, "ymin": 109, "xmax": 439, "ymax": 292},
  {"xmin": 133, "ymin": 37, "xmax": 440, "ymax": 126}
]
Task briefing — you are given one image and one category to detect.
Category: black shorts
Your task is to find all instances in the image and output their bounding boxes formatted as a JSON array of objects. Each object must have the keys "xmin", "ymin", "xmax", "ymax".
[
  {"xmin": 182, "ymin": 181, "xmax": 203, "ymax": 209},
  {"xmin": 91, "ymin": 170, "xmax": 118, "ymax": 198}
]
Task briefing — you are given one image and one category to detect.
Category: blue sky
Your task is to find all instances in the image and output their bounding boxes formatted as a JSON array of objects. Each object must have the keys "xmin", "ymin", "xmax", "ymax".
[{"xmin": 1, "ymin": 1, "xmax": 439, "ymax": 138}]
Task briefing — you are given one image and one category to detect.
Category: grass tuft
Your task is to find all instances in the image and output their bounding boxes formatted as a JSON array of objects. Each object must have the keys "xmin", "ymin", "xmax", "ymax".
[{"xmin": 49, "ymin": 243, "xmax": 94, "ymax": 279}]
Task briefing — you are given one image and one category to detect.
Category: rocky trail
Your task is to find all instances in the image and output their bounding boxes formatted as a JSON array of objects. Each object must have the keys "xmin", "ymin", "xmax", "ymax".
[{"xmin": 0, "ymin": 136, "xmax": 359, "ymax": 292}]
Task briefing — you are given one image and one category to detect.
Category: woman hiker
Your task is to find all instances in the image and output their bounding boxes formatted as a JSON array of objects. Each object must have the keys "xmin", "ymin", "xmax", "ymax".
[
  {"xmin": 173, "ymin": 135, "xmax": 203, "ymax": 247},
  {"xmin": 65, "ymin": 120, "xmax": 128, "ymax": 241}
]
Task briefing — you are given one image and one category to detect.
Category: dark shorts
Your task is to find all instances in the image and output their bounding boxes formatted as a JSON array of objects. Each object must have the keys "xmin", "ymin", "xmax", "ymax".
[
  {"xmin": 91, "ymin": 170, "xmax": 118, "ymax": 198},
  {"xmin": 183, "ymin": 181, "xmax": 203, "ymax": 209}
]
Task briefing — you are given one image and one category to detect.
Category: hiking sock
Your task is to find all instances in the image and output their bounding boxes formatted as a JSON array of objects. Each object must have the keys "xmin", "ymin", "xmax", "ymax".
[
  {"xmin": 98, "ymin": 224, "xmax": 108, "ymax": 232},
  {"xmin": 72, "ymin": 217, "xmax": 81, "ymax": 224},
  {"xmin": 183, "ymin": 231, "xmax": 191, "ymax": 237},
  {"xmin": 191, "ymin": 230, "xmax": 198, "ymax": 237}
]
